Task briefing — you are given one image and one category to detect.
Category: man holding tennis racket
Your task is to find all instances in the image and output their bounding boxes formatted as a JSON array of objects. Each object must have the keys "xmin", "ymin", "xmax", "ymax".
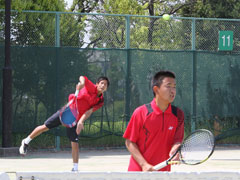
[
  {"xmin": 19, "ymin": 76, "xmax": 110, "ymax": 172},
  {"xmin": 123, "ymin": 70, "xmax": 184, "ymax": 171}
]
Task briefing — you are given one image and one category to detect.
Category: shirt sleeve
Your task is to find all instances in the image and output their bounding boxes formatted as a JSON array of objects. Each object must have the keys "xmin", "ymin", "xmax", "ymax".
[
  {"xmin": 173, "ymin": 108, "xmax": 184, "ymax": 144},
  {"xmin": 84, "ymin": 76, "xmax": 96, "ymax": 94},
  {"xmin": 123, "ymin": 107, "xmax": 144, "ymax": 143}
]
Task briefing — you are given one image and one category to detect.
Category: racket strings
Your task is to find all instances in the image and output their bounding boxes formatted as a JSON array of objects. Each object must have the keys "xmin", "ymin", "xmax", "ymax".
[{"xmin": 180, "ymin": 131, "xmax": 214, "ymax": 165}]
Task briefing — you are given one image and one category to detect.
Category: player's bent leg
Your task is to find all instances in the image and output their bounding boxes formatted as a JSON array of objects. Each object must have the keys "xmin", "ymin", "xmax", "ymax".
[
  {"xmin": 19, "ymin": 111, "xmax": 61, "ymax": 156},
  {"xmin": 19, "ymin": 124, "xmax": 49, "ymax": 155},
  {"xmin": 29, "ymin": 124, "xmax": 49, "ymax": 139}
]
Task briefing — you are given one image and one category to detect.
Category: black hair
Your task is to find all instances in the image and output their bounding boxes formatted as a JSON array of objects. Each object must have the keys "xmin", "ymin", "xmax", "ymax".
[
  {"xmin": 151, "ymin": 70, "xmax": 175, "ymax": 96},
  {"xmin": 97, "ymin": 76, "xmax": 110, "ymax": 87}
]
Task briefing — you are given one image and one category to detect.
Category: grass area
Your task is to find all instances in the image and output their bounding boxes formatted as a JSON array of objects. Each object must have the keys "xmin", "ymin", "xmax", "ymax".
[{"xmin": 1, "ymin": 118, "xmax": 239, "ymax": 149}]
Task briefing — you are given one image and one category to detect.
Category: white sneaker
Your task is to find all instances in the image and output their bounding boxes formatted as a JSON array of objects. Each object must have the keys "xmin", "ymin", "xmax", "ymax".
[{"xmin": 19, "ymin": 139, "xmax": 28, "ymax": 155}]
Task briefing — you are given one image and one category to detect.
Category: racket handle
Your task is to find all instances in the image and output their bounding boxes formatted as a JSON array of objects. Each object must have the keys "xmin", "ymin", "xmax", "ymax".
[
  {"xmin": 153, "ymin": 161, "xmax": 168, "ymax": 170},
  {"xmin": 66, "ymin": 90, "xmax": 79, "ymax": 107},
  {"xmin": 74, "ymin": 90, "xmax": 79, "ymax": 96}
]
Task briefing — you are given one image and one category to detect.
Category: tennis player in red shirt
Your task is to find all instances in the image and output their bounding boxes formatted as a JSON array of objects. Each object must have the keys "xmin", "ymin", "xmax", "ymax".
[
  {"xmin": 19, "ymin": 76, "xmax": 109, "ymax": 171},
  {"xmin": 123, "ymin": 70, "xmax": 184, "ymax": 171}
]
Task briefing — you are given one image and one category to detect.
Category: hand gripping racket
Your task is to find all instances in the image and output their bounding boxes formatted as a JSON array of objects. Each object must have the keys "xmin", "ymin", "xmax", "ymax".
[
  {"xmin": 59, "ymin": 88, "xmax": 79, "ymax": 128},
  {"xmin": 153, "ymin": 129, "xmax": 215, "ymax": 170}
]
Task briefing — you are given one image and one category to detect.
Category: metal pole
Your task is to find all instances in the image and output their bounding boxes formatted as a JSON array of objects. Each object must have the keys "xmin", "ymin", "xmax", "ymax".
[
  {"xmin": 191, "ymin": 18, "xmax": 196, "ymax": 132},
  {"xmin": 55, "ymin": 13, "xmax": 60, "ymax": 47},
  {"xmin": 2, "ymin": 0, "xmax": 12, "ymax": 147},
  {"xmin": 124, "ymin": 16, "xmax": 131, "ymax": 126},
  {"xmin": 55, "ymin": 13, "xmax": 61, "ymax": 151}
]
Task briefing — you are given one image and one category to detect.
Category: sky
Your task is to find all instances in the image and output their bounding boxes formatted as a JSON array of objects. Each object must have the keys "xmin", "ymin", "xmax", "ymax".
[{"xmin": 64, "ymin": 0, "xmax": 73, "ymax": 8}]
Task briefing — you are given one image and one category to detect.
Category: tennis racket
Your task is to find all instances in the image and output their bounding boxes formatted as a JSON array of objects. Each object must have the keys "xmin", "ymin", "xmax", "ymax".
[
  {"xmin": 153, "ymin": 129, "xmax": 215, "ymax": 170},
  {"xmin": 59, "ymin": 88, "xmax": 79, "ymax": 128}
]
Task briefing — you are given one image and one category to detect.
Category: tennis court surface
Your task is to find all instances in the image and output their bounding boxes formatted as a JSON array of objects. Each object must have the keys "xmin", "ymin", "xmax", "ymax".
[{"xmin": 1, "ymin": 145, "xmax": 240, "ymax": 179}]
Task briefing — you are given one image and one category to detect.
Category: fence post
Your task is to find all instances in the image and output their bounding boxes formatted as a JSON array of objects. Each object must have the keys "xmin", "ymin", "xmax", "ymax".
[
  {"xmin": 55, "ymin": 12, "xmax": 60, "ymax": 151},
  {"xmin": 2, "ymin": 0, "xmax": 12, "ymax": 147},
  {"xmin": 191, "ymin": 18, "xmax": 196, "ymax": 132},
  {"xmin": 125, "ymin": 16, "xmax": 131, "ymax": 126}
]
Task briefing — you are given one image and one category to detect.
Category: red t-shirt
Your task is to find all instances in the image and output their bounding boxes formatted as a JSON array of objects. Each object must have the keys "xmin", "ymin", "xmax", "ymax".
[
  {"xmin": 123, "ymin": 99, "xmax": 184, "ymax": 171},
  {"xmin": 68, "ymin": 76, "xmax": 104, "ymax": 121}
]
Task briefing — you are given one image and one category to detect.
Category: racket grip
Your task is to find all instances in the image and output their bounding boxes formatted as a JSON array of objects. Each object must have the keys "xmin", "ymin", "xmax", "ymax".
[
  {"xmin": 74, "ymin": 90, "xmax": 79, "ymax": 96},
  {"xmin": 153, "ymin": 161, "xmax": 168, "ymax": 170}
]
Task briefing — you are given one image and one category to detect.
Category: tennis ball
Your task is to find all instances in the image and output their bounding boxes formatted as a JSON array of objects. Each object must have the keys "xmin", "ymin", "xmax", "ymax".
[{"xmin": 162, "ymin": 14, "xmax": 171, "ymax": 21}]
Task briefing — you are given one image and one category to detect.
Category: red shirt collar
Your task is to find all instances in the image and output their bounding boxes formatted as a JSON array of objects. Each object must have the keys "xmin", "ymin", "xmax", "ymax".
[
  {"xmin": 96, "ymin": 89, "xmax": 104, "ymax": 101},
  {"xmin": 98, "ymin": 93, "xmax": 104, "ymax": 99},
  {"xmin": 150, "ymin": 98, "xmax": 172, "ymax": 115}
]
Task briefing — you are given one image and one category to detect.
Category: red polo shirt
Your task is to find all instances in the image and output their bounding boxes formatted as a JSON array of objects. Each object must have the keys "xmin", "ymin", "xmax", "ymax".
[
  {"xmin": 68, "ymin": 76, "xmax": 104, "ymax": 121},
  {"xmin": 123, "ymin": 99, "xmax": 184, "ymax": 171}
]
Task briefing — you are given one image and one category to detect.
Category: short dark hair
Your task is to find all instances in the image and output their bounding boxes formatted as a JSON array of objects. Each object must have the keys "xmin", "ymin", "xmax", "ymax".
[
  {"xmin": 97, "ymin": 76, "xmax": 110, "ymax": 87},
  {"xmin": 151, "ymin": 70, "xmax": 175, "ymax": 96}
]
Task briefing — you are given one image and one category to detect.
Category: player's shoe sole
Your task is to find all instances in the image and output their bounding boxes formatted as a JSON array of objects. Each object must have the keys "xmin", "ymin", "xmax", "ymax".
[{"xmin": 19, "ymin": 139, "xmax": 28, "ymax": 155}]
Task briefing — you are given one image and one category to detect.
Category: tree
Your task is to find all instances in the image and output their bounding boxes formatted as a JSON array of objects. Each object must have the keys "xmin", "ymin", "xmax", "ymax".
[
  {"xmin": 180, "ymin": 0, "xmax": 240, "ymax": 18},
  {"xmin": 70, "ymin": 0, "xmax": 101, "ymax": 13},
  {"xmin": 0, "ymin": 0, "xmax": 65, "ymax": 11}
]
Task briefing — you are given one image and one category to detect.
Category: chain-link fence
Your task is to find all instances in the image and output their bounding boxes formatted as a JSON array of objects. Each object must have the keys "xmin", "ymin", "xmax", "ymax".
[
  {"xmin": 1, "ymin": 10, "xmax": 240, "ymax": 50},
  {"xmin": 0, "ymin": 10, "xmax": 240, "ymax": 149}
]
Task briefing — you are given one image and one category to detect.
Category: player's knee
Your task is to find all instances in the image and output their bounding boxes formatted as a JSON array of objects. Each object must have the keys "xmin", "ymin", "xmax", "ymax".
[
  {"xmin": 71, "ymin": 142, "xmax": 79, "ymax": 148},
  {"xmin": 40, "ymin": 124, "xmax": 49, "ymax": 132}
]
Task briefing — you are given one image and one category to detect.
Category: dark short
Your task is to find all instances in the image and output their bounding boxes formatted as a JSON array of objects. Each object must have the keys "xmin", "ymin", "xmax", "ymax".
[{"xmin": 44, "ymin": 111, "xmax": 79, "ymax": 142}]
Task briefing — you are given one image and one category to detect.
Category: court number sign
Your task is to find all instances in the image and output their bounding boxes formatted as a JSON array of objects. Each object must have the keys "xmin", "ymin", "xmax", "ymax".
[{"xmin": 218, "ymin": 31, "xmax": 233, "ymax": 51}]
